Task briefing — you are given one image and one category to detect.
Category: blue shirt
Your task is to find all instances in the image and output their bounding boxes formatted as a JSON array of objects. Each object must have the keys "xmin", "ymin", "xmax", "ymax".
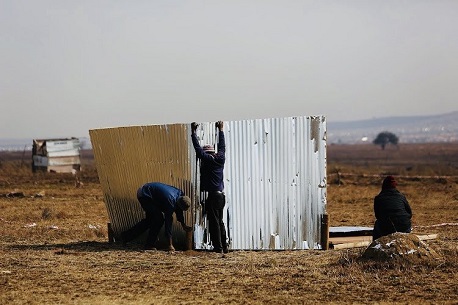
[
  {"xmin": 192, "ymin": 131, "xmax": 226, "ymax": 192},
  {"xmin": 137, "ymin": 182, "xmax": 185, "ymax": 239}
]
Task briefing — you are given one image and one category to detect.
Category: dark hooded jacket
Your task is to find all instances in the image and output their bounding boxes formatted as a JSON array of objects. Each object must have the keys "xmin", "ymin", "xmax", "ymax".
[{"xmin": 373, "ymin": 185, "xmax": 412, "ymax": 238}]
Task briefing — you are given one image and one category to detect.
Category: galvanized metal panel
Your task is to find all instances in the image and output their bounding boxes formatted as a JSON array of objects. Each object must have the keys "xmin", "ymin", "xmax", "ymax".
[
  {"xmin": 89, "ymin": 124, "xmax": 194, "ymax": 248},
  {"xmin": 47, "ymin": 149, "xmax": 80, "ymax": 157},
  {"xmin": 46, "ymin": 165, "xmax": 79, "ymax": 173},
  {"xmin": 32, "ymin": 155, "xmax": 81, "ymax": 171},
  {"xmin": 45, "ymin": 139, "xmax": 80, "ymax": 152},
  {"xmin": 89, "ymin": 116, "xmax": 327, "ymax": 250},
  {"xmin": 47, "ymin": 156, "xmax": 81, "ymax": 166},
  {"xmin": 192, "ymin": 116, "xmax": 327, "ymax": 250}
]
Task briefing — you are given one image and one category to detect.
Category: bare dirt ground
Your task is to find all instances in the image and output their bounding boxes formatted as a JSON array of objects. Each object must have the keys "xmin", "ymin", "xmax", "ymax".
[{"xmin": 1, "ymin": 143, "xmax": 457, "ymax": 304}]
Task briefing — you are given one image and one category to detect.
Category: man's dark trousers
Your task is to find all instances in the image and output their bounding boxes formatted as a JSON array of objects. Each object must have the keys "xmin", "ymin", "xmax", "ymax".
[
  {"xmin": 206, "ymin": 191, "xmax": 227, "ymax": 252},
  {"xmin": 121, "ymin": 197, "xmax": 164, "ymax": 247}
]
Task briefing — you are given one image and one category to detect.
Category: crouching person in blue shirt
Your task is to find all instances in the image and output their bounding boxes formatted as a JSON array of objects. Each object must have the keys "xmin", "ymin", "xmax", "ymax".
[{"xmin": 120, "ymin": 182, "xmax": 192, "ymax": 251}]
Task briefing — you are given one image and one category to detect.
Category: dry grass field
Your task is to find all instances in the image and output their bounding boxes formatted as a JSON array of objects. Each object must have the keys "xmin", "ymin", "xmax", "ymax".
[{"xmin": 1, "ymin": 143, "xmax": 457, "ymax": 304}]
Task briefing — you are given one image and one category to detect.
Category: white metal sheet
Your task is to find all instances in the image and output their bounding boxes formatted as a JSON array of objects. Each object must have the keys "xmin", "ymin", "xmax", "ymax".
[
  {"xmin": 192, "ymin": 116, "xmax": 327, "ymax": 250},
  {"xmin": 47, "ymin": 149, "xmax": 80, "ymax": 158},
  {"xmin": 48, "ymin": 156, "xmax": 81, "ymax": 166},
  {"xmin": 45, "ymin": 139, "xmax": 80, "ymax": 152}
]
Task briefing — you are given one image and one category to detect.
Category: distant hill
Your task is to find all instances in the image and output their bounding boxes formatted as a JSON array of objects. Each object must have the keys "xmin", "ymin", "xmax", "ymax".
[
  {"xmin": 1, "ymin": 112, "xmax": 456, "ymax": 150},
  {"xmin": 327, "ymin": 111, "xmax": 458, "ymax": 144},
  {"xmin": 0, "ymin": 137, "xmax": 92, "ymax": 152}
]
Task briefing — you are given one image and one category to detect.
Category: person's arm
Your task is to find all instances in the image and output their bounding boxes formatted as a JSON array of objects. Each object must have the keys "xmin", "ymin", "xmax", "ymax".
[
  {"xmin": 164, "ymin": 212, "xmax": 174, "ymax": 250},
  {"xmin": 216, "ymin": 121, "xmax": 225, "ymax": 155},
  {"xmin": 374, "ymin": 197, "xmax": 382, "ymax": 219},
  {"xmin": 181, "ymin": 222, "xmax": 192, "ymax": 232},
  {"xmin": 191, "ymin": 133, "xmax": 203, "ymax": 157},
  {"xmin": 403, "ymin": 196, "xmax": 412, "ymax": 218},
  {"xmin": 191, "ymin": 122, "xmax": 205, "ymax": 158},
  {"xmin": 175, "ymin": 209, "xmax": 192, "ymax": 232},
  {"xmin": 191, "ymin": 122, "xmax": 216, "ymax": 161}
]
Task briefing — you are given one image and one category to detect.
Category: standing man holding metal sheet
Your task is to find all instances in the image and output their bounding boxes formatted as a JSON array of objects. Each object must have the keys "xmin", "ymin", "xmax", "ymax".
[{"xmin": 191, "ymin": 121, "xmax": 228, "ymax": 254}]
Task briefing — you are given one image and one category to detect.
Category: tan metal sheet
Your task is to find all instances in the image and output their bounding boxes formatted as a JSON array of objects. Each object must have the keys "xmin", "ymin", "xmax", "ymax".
[{"xmin": 89, "ymin": 124, "xmax": 193, "ymax": 248}]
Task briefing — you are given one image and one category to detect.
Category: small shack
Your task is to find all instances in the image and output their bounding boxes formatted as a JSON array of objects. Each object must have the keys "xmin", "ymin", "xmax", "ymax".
[{"xmin": 32, "ymin": 138, "xmax": 81, "ymax": 173}]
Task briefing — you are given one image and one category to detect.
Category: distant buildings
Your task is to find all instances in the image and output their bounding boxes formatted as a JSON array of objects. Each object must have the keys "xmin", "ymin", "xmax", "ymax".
[{"xmin": 327, "ymin": 111, "xmax": 458, "ymax": 144}]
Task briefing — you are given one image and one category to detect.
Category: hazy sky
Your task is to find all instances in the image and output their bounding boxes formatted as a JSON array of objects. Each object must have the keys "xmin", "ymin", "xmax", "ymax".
[{"xmin": 1, "ymin": 1, "xmax": 457, "ymax": 139}]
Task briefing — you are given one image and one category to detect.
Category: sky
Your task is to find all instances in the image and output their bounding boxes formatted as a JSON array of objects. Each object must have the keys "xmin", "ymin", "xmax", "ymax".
[{"xmin": 1, "ymin": 0, "xmax": 457, "ymax": 139}]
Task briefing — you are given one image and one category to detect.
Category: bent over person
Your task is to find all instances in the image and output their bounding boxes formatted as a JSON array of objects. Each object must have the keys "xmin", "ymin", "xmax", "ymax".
[
  {"xmin": 120, "ymin": 182, "xmax": 192, "ymax": 251},
  {"xmin": 373, "ymin": 175, "xmax": 413, "ymax": 240},
  {"xmin": 191, "ymin": 121, "xmax": 228, "ymax": 254}
]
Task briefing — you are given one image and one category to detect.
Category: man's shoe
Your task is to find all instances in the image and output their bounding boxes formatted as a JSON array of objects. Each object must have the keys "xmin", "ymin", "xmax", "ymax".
[
  {"xmin": 120, "ymin": 231, "xmax": 137, "ymax": 245},
  {"xmin": 144, "ymin": 244, "xmax": 157, "ymax": 251},
  {"xmin": 223, "ymin": 247, "xmax": 229, "ymax": 254},
  {"xmin": 119, "ymin": 232, "xmax": 129, "ymax": 247}
]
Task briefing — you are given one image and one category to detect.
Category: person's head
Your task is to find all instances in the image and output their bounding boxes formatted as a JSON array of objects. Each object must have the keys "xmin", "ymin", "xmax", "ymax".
[
  {"xmin": 177, "ymin": 196, "xmax": 191, "ymax": 211},
  {"xmin": 382, "ymin": 175, "xmax": 397, "ymax": 190},
  {"xmin": 203, "ymin": 144, "xmax": 215, "ymax": 154}
]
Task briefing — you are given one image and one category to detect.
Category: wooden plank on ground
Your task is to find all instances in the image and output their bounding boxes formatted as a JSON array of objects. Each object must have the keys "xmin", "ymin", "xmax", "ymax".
[
  {"xmin": 329, "ymin": 236, "xmax": 372, "ymax": 244},
  {"xmin": 332, "ymin": 241, "xmax": 371, "ymax": 250},
  {"xmin": 417, "ymin": 234, "xmax": 438, "ymax": 241}
]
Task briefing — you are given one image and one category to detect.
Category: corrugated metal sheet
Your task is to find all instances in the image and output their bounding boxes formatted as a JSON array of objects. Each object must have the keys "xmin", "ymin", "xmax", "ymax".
[
  {"xmin": 47, "ymin": 149, "xmax": 80, "ymax": 157},
  {"xmin": 45, "ymin": 139, "xmax": 80, "ymax": 151},
  {"xmin": 89, "ymin": 125, "xmax": 194, "ymax": 248},
  {"xmin": 89, "ymin": 116, "xmax": 327, "ymax": 250}
]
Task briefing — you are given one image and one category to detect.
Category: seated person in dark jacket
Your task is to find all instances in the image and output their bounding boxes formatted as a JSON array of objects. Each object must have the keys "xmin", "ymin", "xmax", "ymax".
[
  {"xmin": 373, "ymin": 175, "xmax": 412, "ymax": 240},
  {"xmin": 121, "ymin": 182, "xmax": 192, "ymax": 251}
]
